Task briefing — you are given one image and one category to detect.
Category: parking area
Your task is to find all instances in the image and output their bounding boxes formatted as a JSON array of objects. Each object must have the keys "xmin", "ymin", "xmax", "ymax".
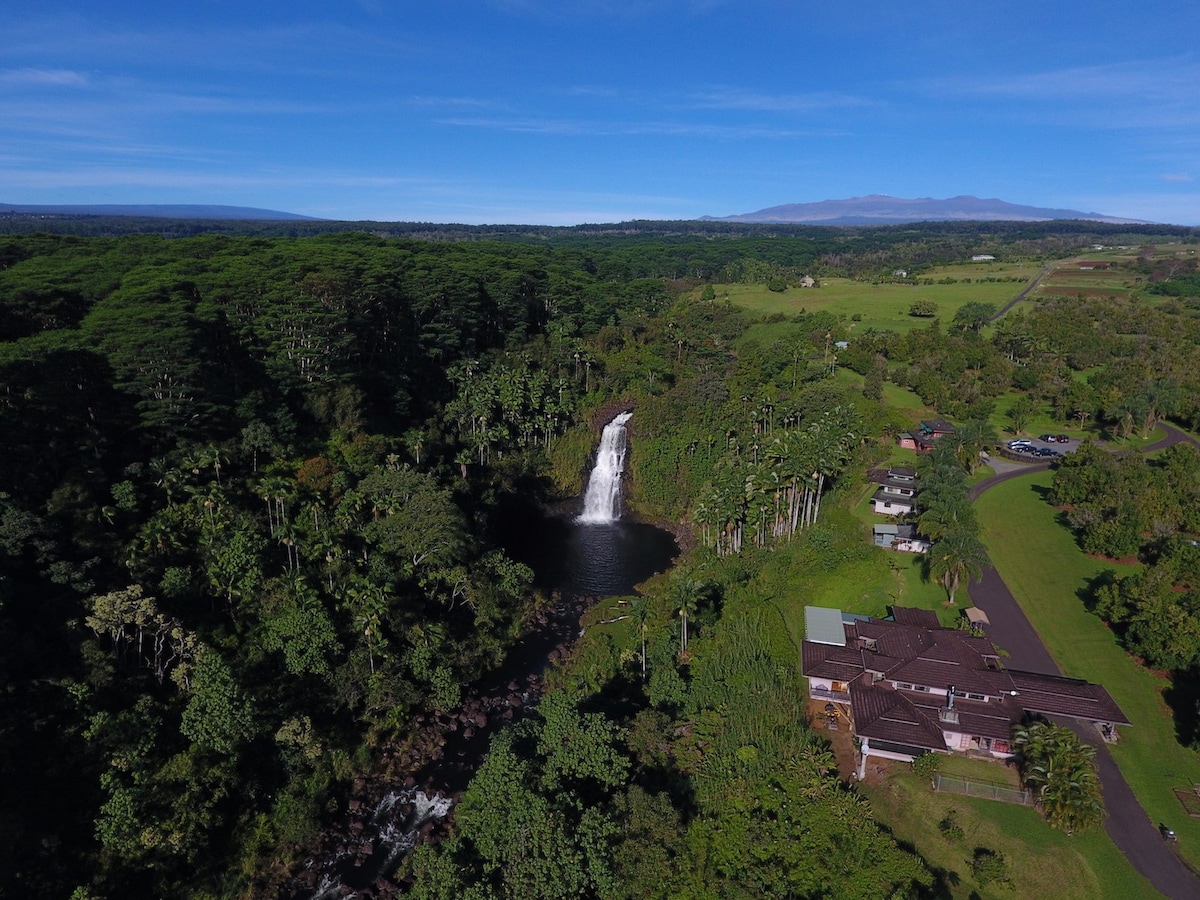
[{"xmin": 1003, "ymin": 433, "xmax": 1077, "ymax": 461}]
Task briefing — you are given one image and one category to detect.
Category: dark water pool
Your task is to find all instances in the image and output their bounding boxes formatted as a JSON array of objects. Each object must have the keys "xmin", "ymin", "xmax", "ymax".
[{"xmin": 500, "ymin": 504, "xmax": 679, "ymax": 598}]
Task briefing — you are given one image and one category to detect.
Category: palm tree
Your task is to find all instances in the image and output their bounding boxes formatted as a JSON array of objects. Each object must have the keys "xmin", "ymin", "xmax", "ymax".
[
  {"xmin": 917, "ymin": 493, "xmax": 977, "ymax": 543},
  {"xmin": 629, "ymin": 597, "xmax": 652, "ymax": 681},
  {"xmin": 673, "ymin": 576, "xmax": 705, "ymax": 652},
  {"xmin": 1012, "ymin": 721, "xmax": 1104, "ymax": 833},
  {"xmin": 927, "ymin": 525, "xmax": 989, "ymax": 605},
  {"xmin": 951, "ymin": 418, "xmax": 998, "ymax": 473}
]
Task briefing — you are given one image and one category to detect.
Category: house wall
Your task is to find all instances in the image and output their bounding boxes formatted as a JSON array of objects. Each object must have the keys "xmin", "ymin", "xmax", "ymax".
[
  {"xmin": 809, "ymin": 677, "xmax": 834, "ymax": 695},
  {"xmin": 807, "ymin": 677, "xmax": 851, "ymax": 702},
  {"xmin": 941, "ymin": 729, "xmax": 1016, "ymax": 758},
  {"xmin": 873, "ymin": 499, "xmax": 913, "ymax": 515}
]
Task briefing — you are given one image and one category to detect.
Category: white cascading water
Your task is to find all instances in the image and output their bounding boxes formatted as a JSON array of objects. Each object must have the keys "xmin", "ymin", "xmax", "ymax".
[
  {"xmin": 307, "ymin": 787, "xmax": 453, "ymax": 899},
  {"xmin": 577, "ymin": 411, "xmax": 632, "ymax": 524}
]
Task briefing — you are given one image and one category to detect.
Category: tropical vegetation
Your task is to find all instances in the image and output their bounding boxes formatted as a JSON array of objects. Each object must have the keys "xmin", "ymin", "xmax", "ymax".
[{"xmin": 1, "ymin": 217, "xmax": 1198, "ymax": 897}]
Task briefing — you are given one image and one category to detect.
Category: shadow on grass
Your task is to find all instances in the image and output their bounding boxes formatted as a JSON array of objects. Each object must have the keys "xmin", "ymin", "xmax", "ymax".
[{"xmin": 1162, "ymin": 671, "xmax": 1200, "ymax": 749}]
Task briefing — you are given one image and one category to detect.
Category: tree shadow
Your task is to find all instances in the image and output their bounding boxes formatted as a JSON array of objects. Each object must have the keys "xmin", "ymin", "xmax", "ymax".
[
  {"xmin": 1078, "ymin": 568, "xmax": 1118, "ymax": 615},
  {"xmin": 1162, "ymin": 670, "xmax": 1200, "ymax": 749}
]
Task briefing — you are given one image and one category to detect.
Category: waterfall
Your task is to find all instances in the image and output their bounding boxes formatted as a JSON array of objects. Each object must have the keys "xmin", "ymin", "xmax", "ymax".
[
  {"xmin": 306, "ymin": 787, "xmax": 453, "ymax": 899},
  {"xmin": 577, "ymin": 411, "xmax": 632, "ymax": 524}
]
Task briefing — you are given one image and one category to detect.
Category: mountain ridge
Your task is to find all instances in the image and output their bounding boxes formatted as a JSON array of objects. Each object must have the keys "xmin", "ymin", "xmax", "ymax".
[
  {"xmin": 703, "ymin": 194, "xmax": 1149, "ymax": 225},
  {"xmin": 0, "ymin": 202, "xmax": 321, "ymax": 221}
]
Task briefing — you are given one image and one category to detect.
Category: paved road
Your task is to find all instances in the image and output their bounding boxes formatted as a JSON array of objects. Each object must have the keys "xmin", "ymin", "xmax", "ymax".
[
  {"xmin": 970, "ymin": 447, "xmax": 1200, "ymax": 899},
  {"xmin": 1146, "ymin": 422, "xmax": 1199, "ymax": 453},
  {"xmin": 989, "ymin": 266, "xmax": 1051, "ymax": 321}
]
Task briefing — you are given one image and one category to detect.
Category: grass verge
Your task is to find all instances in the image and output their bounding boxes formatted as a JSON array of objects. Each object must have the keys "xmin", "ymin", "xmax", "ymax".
[
  {"xmin": 860, "ymin": 761, "xmax": 1162, "ymax": 899},
  {"xmin": 976, "ymin": 471, "xmax": 1200, "ymax": 867}
]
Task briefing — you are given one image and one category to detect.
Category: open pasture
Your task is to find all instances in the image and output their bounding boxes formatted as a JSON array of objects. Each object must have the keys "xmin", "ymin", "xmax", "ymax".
[{"xmin": 719, "ymin": 261, "xmax": 1042, "ymax": 331}]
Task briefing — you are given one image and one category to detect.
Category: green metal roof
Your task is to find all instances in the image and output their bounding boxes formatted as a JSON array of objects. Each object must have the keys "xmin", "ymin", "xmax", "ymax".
[{"xmin": 805, "ymin": 606, "xmax": 847, "ymax": 646}]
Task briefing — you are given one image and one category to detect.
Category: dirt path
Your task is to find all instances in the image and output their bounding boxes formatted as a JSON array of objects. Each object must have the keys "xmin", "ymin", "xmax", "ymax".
[{"xmin": 970, "ymin": 449, "xmax": 1200, "ymax": 899}]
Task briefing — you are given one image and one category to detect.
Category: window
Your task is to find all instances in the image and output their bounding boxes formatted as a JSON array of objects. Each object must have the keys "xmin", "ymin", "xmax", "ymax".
[
  {"xmin": 912, "ymin": 684, "xmax": 931, "ymax": 693},
  {"xmin": 966, "ymin": 692, "xmax": 986, "ymax": 701},
  {"xmin": 893, "ymin": 682, "xmax": 913, "ymax": 691}
]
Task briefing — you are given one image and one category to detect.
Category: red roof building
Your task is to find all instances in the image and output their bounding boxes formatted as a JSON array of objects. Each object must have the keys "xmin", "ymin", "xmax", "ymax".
[{"xmin": 802, "ymin": 606, "xmax": 1129, "ymax": 776}]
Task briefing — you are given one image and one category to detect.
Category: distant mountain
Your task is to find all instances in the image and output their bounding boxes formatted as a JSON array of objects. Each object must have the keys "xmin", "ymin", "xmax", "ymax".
[
  {"xmin": 0, "ymin": 202, "xmax": 320, "ymax": 221},
  {"xmin": 703, "ymin": 194, "xmax": 1147, "ymax": 225}
]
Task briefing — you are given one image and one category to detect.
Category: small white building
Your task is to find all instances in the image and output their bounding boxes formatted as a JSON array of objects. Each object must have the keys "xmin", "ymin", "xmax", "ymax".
[{"xmin": 873, "ymin": 523, "xmax": 929, "ymax": 553}]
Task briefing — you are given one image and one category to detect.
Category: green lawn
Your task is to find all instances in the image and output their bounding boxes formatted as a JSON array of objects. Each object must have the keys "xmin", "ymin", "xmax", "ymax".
[
  {"xmin": 988, "ymin": 391, "xmax": 1099, "ymax": 442},
  {"xmin": 860, "ymin": 762, "xmax": 1162, "ymax": 900},
  {"xmin": 717, "ymin": 262, "xmax": 1041, "ymax": 332},
  {"xmin": 976, "ymin": 472, "xmax": 1200, "ymax": 867}
]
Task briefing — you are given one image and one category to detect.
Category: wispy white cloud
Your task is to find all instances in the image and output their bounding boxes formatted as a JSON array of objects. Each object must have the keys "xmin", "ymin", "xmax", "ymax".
[
  {"xmin": 912, "ymin": 58, "xmax": 1200, "ymax": 132},
  {"xmin": 687, "ymin": 87, "xmax": 875, "ymax": 113},
  {"xmin": 0, "ymin": 15, "xmax": 418, "ymax": 80},
  {"xmin": 408, "ymin": 95, "xmax": 513, "ymax": 111},
  {"xmin": 0, "ymin": 165, "xmax": 442, "ymax": 194},
  {"xmin": 924, "ymin": 57, "xmax": 1200, "ymax": 102},
  {"xmin": 486, "ymin": 0, "xmax": 732, "ymax": 17},
  {"xmin": 1161, "ymin": 172, "xmax": 1194, "ymax": 183},
  {"xmin": 435, "ymin": 114, "xmax": 841, "ymax": 139},
  {"xmin": 1067, "ymin": 190, "xmax": 1200, "ymax": 226},
  {"xmin": 0, "ymin": 67, "xmax": 90, "ymax": 88}
]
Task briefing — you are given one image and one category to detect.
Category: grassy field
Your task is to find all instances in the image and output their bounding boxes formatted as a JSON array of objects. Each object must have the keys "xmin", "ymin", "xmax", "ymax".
[
  {"xmin": 717, "ymin": 261, "xmax": 1041, "ymax": 331},
  {"xmin": 860, "ymin": 760, "xmax": 1162, "ymax": 899},
  {"xmin": 976, "ymin": 472, "xmax": 1200, "ymax": 868},
  {"xmin": 756, "ymin": 502, "xmax": 960, "ymax": 652}
]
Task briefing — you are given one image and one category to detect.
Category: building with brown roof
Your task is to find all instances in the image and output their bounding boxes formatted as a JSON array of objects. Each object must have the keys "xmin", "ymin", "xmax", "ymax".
[{"xmin": 802, "ymin": 606, "xmax": 1129, "ymax": 777}]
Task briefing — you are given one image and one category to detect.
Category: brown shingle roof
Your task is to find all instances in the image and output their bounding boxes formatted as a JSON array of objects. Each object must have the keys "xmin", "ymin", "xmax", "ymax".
[
  {"xmin": 802, "ymin": 607, "xmax": 1129, "ymax": 751},
  {"xmin": 851, "ymin": 678, "xmax": 948, "ymax": 751},
  {"xmin": 889, "ymin": 607, "xmax": 940, "ymax": 628},
  {"xmin": 1008, "ymin": 670, "xmax": 1130, "ymax": 725}
]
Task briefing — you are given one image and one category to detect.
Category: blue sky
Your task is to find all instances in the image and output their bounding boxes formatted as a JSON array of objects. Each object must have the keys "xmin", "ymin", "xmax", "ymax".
[{"xmin": 2, "ymin": 1, "xmax": 1198, "ymax": 224}]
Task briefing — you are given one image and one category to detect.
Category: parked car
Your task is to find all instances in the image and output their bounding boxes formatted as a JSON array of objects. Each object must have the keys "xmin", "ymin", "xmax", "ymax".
[
  {"xmin": 1035, "ymin": 447, "xmax": 1059, "ymax": 457},
  {"xmin": 1054, "ymin": 434, "xmax": 1071, "ymax": 443},
  {"xmin": 1038, "ymin": 434, "xmax": 1055, "ymax": 442},
  {"xmin": 1008, "ymin": 439, "xmax": 1033, "ymax": 447}
]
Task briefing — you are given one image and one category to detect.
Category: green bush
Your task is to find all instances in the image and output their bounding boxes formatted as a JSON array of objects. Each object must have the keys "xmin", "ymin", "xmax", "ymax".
[
  {"xmin": 911, "ymin": 752, "xmax": 941, "ymax": 778},
  {"xmin": 971, "ymin": 847, "xmax": 1012, "ymax": 887},
  {"xmin": 937, "ymin": 809, "xmax": 964, "ymax": 842}
]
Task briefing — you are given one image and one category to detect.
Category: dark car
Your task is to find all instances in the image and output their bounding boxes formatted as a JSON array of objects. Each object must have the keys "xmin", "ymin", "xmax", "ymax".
[
  {"xmin": 1035, "ymin": 447, "xmax": 1059, "ymax": 457},
  {"xmin": 1054, "ymin": 434, "xmax": 1071, "ymax": 443},
  {"xmin": 1038, "ymin": 434, "xmax": 1055, "ymax": 442}
]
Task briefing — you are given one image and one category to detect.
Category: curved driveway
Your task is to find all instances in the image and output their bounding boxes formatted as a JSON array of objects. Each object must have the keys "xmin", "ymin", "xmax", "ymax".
[{"xmin": 969, "ymin": 427, "xmax": 1200, "ymax": 899}]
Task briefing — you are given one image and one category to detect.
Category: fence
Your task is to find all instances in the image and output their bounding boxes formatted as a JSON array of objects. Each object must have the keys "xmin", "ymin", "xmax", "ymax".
[
  {"xmin": 934, "ymin": 773, "xmax": 1033, "ymax": 806},
  {"xmin": 809, "ymin": 686, "xmax": 850, "ymax": 703}
]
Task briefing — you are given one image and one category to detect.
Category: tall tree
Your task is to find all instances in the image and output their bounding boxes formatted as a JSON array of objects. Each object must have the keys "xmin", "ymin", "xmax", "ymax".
[{"xmin": 927, "ymin": 525, "xmax": 989, "ymax": 605}]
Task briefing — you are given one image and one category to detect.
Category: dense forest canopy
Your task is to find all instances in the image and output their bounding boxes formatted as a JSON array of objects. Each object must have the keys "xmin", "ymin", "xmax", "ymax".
[{"xmin": 3, "ymin": 221, "xmax": 1200, "ymax": 898}]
